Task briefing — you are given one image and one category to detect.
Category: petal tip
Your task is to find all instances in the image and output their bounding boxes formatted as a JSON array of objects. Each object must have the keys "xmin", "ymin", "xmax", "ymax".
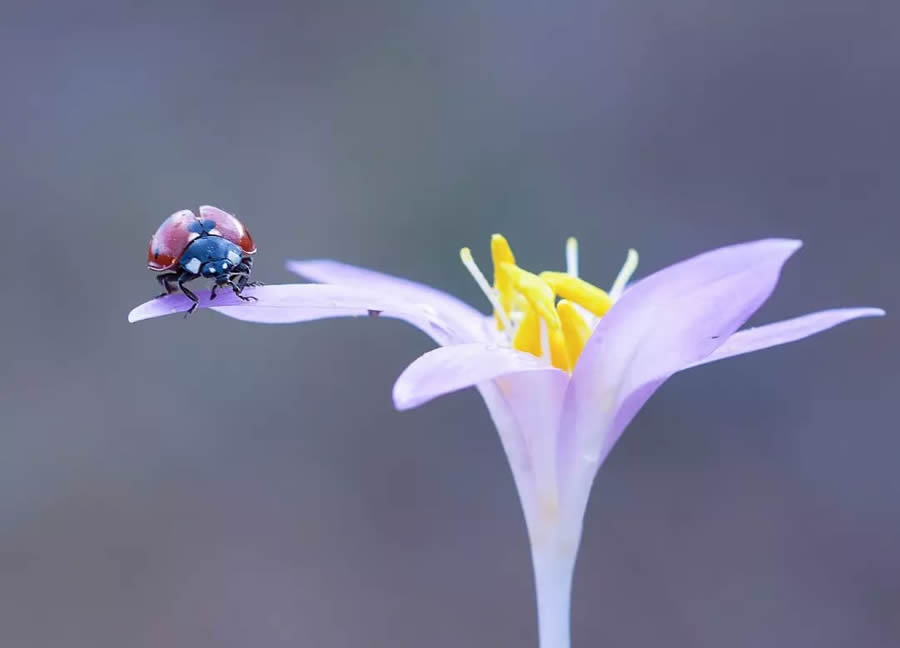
[
  {"xmin": 746, "ymin": 238, "xmax": 803, "ymax": 259},
  {"xmin": 770, "ymin": 237, "xmax": 803, "ymax": 256},
  {"xmin": 127, "ymin": 300, "xmax": 170, "ymax": 323},
  {"xmin": 840, "ymin": 307, "xmax": 886, "ymax": 320},
  {"xmin": 737, "ymin": 238, "xmax": 802, "ymax": 269},
  {"xmin": 286, "ymin": 259, "xmax": 332, "ymax": 282},
  {"xmin": 126, "ymin": 297, "xmax": 186, "ymax": 323},
  {"xmin": 391, "ymin": 381, "xmax": 419, "ymax": 411}
]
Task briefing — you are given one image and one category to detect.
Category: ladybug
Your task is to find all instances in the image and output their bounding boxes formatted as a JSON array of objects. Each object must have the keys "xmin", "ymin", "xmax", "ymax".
[{"xmin": 148, "ymin": 205, "xmax": 259, "ymax": 314}]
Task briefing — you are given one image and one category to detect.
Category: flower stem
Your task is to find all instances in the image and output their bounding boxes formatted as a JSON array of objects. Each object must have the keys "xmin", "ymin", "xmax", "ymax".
[{"xmin": 530, "ymin": 541, "xmax": 576, "ymax": 648}]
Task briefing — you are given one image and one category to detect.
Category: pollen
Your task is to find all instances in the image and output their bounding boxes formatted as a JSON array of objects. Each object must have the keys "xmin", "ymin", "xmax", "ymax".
[
  {"xmin": 557, "ymin": 300, "xmax": 591, "ymax": 365},
  {"xmin": 491, "ymin": 234, "xmax": 517, "ymax": 328},
  {"xmin": 513, "ymin": 305, "xmax": 541, "ymax": 357},
  {"xmin": 498, "ymin": 263, "xmax": 560, "ymax": 329},
  {"xmin": 461, "ymin": 235, "xmax": 639, "ymax": 373},
  {"xmin": 539, "ymin": 272, "xmax": 612, "ymax": 317}
]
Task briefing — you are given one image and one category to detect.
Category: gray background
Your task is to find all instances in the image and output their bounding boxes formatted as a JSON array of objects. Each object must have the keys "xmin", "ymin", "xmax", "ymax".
[{"xmin": 0, "ymin": 1, "xmax": 897, "ymax": 646}]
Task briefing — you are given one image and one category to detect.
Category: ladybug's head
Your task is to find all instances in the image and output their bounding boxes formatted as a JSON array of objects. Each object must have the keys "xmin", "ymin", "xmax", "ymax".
[
  {"xmin": 200, "ymin": 258, "xmax": 236, "ymax": 279},
  {"xmin": 200, "ymin": 244, "xmax": 243, "ymax": 280},
  {"xmin": 179, "ymin": 236, "xmax": 244, "ymax": 279}
]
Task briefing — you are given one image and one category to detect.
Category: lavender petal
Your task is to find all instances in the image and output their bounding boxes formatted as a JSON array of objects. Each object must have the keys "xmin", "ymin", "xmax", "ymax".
[
  {"xmin": 687, "ymin": 307, "xmax": 885, "ymax": 368},
  {"xmin": 477, "ymin": 373, "xmax": 570, "ymax": 538},
  {"xmin": 127, "ymin": 284, "xmax": 461, "ymax": 344},
  {"xmin": 559, "ymin": 239, "xmax": 802, "ymax": 517},
  {"xmin": 393, "ymin": 343, "xmax": 568, "ymax": 527},
  {"xmin": 287, "ymin": 259, "xmax": 488, "ymax": 343},
  {"xmin": 392, "ymin": 343, "xmax": 564, "ymax": 411}
]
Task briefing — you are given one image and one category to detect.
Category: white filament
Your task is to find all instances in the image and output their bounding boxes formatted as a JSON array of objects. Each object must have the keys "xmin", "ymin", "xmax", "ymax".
[
  {"xmin": 539, "ymin": 318, "xmax": 550, "ymax": 362},
  {"xmin": 565, "ymin": 237, "xmax": 578, "ymax": 277},
  {"xmin": 460, "ymin": 248, "xmax": 513, "ymax": 332},
  {"xmin": 609, "ymin": 248, "xmax": 639, "ymax": 302}
]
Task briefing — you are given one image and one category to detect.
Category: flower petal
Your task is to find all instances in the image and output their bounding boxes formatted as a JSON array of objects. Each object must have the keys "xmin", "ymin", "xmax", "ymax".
[
  {"xmin": 287, "ymin": 259, "xmax": 487, "ymax": 343},
  {"xmin": 127, "ymin": 284, "xmax": 463, "ymax": 344},
  {"xmin": 559, "ymin": 239, "xmax": 802, "ymax": 516},
  {"xmin": 393, "ymin": 342, "xmax": 568, "ymax": 530},
  {"xmin": 688, "ymin": 307, "xmax": 886, "ymax": 368},
  {"xmin": 392, "ymin": 343, "xmax": 564, "ymax": 410},
  {"xmin": 477, "ymin": 374, "xmax": 570, "ymax": 537}
]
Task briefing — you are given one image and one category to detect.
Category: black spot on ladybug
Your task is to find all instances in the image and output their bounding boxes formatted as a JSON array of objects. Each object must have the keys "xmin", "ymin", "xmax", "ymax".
[{"xmin": 368, "ymin": 309, "xmax": 382, "ymax": 318}]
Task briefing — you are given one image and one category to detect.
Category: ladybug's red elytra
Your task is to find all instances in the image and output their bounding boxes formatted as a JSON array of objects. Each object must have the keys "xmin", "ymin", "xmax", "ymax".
[{"xmin": 148, "ymin": 205, "xmax": 260, "ymax": 315}]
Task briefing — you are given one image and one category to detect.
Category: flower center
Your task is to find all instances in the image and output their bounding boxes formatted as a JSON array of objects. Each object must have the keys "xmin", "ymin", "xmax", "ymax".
[{"xmin": 461, "ymin": 235, "xmax": 639, "ymax": 373}]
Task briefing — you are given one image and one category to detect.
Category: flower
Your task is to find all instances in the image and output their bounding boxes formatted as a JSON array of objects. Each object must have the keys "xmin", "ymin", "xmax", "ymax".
[{"xmin": 129, "ymin": 237, "xmax": 883, "ymax": 648}]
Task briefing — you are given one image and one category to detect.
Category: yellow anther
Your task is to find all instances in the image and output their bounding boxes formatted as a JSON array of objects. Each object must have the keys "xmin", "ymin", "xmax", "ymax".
[
  {"xmin": 499, "ymin": 263, "xmax": 561, "ymax": 328},
  {"xmin": 491, "ymin": 234, "xmax": 517, "ymax": 328},
  {"xmin": 539, "ymin": 271, "xmax": 613, "ymax": 317},
  {"xmin": 513, "ymin": 304, "xmax": 542, "ymax": 358},
  {"xmin": 461, "ymin": 233, "xmax": 629, "ymax": 374},
  {"xmin": 557, "ymin": 300, "xmax": 591, "ymax": 367},
  {"xmin": 491, "ymin": 234, "xmax": 516, "ymax": 270},
  {"xmin": 511, "ymin": 292, "xmax": 528, "ymax": 313},
  {"xmin": 514, "ymin": 309, "xmax": 569, "ymax": 371},
  {"xmin": 548, "ymin": 325, "xmax": 571, "ymax": 372}
]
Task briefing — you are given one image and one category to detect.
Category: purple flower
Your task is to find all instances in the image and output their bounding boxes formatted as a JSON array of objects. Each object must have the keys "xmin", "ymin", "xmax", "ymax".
[{"xmin": 129, "ymin": 237, "xmax": 883, "ymax": 648}]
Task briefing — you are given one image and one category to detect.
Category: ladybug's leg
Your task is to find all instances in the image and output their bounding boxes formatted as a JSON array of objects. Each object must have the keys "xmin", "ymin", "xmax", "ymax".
[
  {"xmin": 234, "ymin": 257, "xmax": 263, "ymax": 288},
  {"xmin": 209, "ymin": 276, "xmax": 231, "ymax": 301},
  {"xmin": 234, "ymin": 257, "xmax": 264, "ymax": 286},
  {"xmin": 230, "ymin": 272, "xmax": 246, "ymax": 291},
  {"xmin": 233, "ymin": 271, "xmax": 256, "ymax": 292},
  {"xmin": 177, "ymin": 274, "xmax": 201, "ymax": 316},
  {"xmin": 226, "ymin": 277, "xmax": 257, "ymax": 302},
  {"xmin": 155, "ymin": 271, "xmax": 181, "ymax": 298}
]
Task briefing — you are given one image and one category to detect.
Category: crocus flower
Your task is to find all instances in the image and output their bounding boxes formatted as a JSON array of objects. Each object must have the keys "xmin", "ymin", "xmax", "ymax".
[{"xmin": 129, "ymin": 236, "xmax": 883, "ymax": 648}]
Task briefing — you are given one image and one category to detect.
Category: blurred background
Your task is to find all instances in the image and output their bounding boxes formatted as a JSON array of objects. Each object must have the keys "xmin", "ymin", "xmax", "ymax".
[{"xmin": 0, "ymin": 0, "xmax": 897, "ymax": 646}]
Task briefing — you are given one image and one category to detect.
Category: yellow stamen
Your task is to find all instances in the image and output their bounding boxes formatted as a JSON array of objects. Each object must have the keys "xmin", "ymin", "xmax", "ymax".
[
  {"xmin": 513, "ymin": 304, "xmax": 541, "ymax": 357},
  {"xmin": 499, "ymin": 263, "xmax": 561, "ymax": 328},
  {"xmin": 557, "ymin": 300, "xmax": 591, "ymax": 367},
  {"xmin": 539, "ymin": 271, "xmax": 613, "ymax": 317},
  {"xmin": 548, "ymin": 324, "xmax": 571, "ymax": 372},
  {"xmin": 463, "ymin": 234, "xmax": 638, "ymax": 375},
  {"xmin": 491, "ymin": 234, "xmax": 516, "ymax": 328}
]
